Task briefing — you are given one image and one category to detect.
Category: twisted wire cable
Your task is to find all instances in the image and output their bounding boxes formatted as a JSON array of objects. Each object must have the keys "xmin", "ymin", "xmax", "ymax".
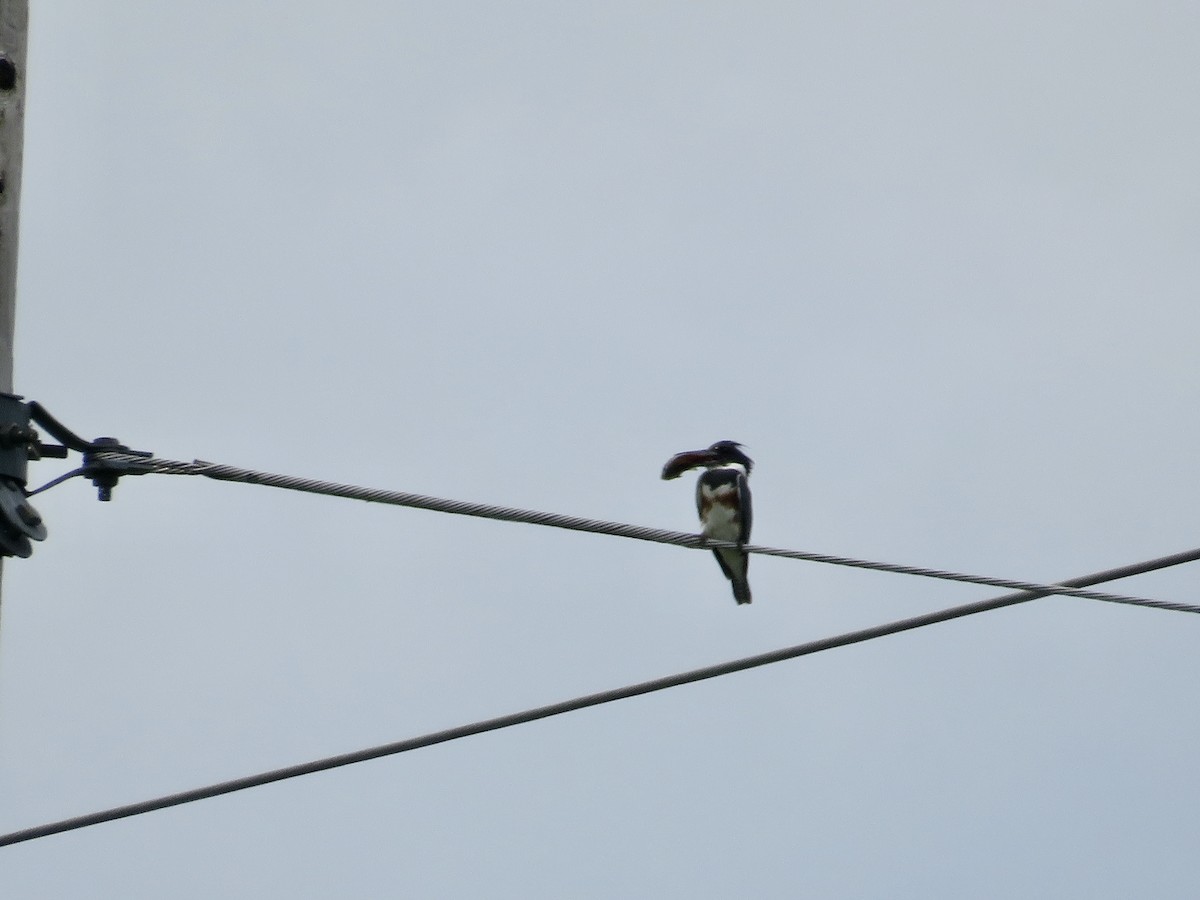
[
  {"xmin": 91, "ymin": 451, "xmax": 1200, "ymax": 615},
  {"xmin": 4, "ymin": 540, "xmax": 1200, "ymax": 849}
]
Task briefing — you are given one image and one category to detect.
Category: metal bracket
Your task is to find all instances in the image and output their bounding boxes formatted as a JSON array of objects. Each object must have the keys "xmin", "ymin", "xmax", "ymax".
[
  {"xmin": 27, "ymin": 401, "xmax": 153, "ymax": 502},
  {"xmin": 0, "ymin": 396, "xmax": 154, "ymax": 557},
  {"xmin": 0, "ymin": 392, "xmax": 48, "ymax": 556},
  {"xmin": 0, "ymin": 479, "xmax": 45, "ymax": 557}
]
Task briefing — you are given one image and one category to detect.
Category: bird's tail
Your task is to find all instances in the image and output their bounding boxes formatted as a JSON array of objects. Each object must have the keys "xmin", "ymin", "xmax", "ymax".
[
  {"xmin": 713, "ymin": 548, "xmax": 752, "ymax": 605},
  {"xmin": 731, "ymin": 577, "xmax": 752, "ymax": 605}
]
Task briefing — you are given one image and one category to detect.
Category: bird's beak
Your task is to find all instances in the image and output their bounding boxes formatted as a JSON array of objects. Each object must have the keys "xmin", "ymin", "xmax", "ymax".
[{"xmin": 661, "ymin": 449, "xmax": 718, "ymax": 480}]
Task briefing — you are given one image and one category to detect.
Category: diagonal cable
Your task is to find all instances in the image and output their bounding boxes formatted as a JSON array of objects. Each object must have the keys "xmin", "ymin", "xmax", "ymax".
[
  {"xmin": 88, "ymin": 451, "xmax": 1200, "ymax": 614},
  {"xmin": 3, "ymin": 542, "xmax": 1199, "ymax": 849}
]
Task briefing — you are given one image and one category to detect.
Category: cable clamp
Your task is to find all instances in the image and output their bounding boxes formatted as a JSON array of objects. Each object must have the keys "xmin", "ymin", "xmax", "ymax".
[{"xmin": 26, "ymin": 401, "xmax": 154, "ymax": 502}]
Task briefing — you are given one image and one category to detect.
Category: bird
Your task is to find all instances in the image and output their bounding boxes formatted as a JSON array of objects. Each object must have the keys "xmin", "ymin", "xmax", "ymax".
[{"xmin": 661, "ymin": 440, "xmax": 754, "ymax": 605}]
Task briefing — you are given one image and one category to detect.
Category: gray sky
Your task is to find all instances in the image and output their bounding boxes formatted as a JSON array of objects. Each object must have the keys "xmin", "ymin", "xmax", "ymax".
[{"xmin": 3, "ymin": 2, "xmax": 1200, "ymax": 897}]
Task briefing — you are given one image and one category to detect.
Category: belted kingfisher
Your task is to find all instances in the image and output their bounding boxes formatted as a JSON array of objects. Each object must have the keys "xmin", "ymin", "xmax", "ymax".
[{"xmin": 661, "ymin": 440, "xmax": 754, "ymax": 605}]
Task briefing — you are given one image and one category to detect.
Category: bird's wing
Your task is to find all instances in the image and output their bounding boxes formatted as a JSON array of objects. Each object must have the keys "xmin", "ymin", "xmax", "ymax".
[{"xmin": 737, "ymin": 472, "xmax": 752, "ymax": 544}]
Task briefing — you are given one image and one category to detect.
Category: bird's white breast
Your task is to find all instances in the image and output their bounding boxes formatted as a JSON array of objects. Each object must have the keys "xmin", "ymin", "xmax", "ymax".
[{"xmin": 698, "ymin": 482, "xmax": 743, "ymax": 540}]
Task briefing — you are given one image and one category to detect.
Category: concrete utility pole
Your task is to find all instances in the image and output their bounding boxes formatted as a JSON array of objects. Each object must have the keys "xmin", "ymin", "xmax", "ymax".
[
  {"xmin": 0, "ymin": 0, "xmax": 27, "ymax": 396},
  {"xmin": 0, "ymin": 0, "xmax": 28, "ymax": 611}
]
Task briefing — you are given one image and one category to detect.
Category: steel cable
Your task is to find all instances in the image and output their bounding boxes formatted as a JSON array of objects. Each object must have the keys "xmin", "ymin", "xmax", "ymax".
[
  {"xmin": 4, "ymin": 541, "xmax": 1200, "ymax": 848},
  {"xmin": 88, "ymin": 450, "xmax": 1200, "ymax": 615}
]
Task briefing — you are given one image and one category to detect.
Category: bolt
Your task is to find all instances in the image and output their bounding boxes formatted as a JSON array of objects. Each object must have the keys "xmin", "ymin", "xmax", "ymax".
[{"xmin": 0, "ymin": 423, "xmax": 29, "ymax": 445}]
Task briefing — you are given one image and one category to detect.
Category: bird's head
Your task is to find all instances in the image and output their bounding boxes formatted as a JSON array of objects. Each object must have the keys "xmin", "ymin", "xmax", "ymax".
[{"xmin": 661, "ymin": 440, "xmax": 753, "ymax": 480}]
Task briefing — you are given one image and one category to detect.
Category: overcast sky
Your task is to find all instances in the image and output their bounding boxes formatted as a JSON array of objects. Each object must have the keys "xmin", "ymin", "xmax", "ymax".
[{"xmin": 3, "ymin": 2, "xmax": 1200, "ymax": 897}]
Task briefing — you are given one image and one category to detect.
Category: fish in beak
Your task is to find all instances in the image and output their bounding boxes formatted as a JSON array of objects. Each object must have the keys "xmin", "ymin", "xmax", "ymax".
[{"xmin": 660, "ymin": 448, "xmax": 720, "ymax": 480}]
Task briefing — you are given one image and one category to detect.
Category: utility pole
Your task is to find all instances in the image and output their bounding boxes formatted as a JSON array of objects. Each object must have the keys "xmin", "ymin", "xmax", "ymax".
[
  {"xmin": 0, "ymin": 0, "xmax": 28, "ymax": 613},
  {"xmin": 0, "ymin": 0, "xmax": 26, "ymax": 394}
]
